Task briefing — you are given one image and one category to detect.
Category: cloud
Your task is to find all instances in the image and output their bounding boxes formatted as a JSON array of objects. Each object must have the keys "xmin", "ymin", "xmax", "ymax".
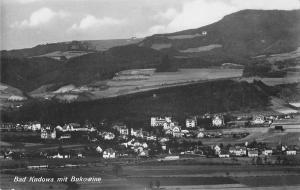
[
  {"xmin": 141, "ymin": 0, "xmax": 300, "ymax": 37},
  {"xmin": 11, "ymin": 7, "xmax": 68, "ymax": 28},
  {"xmin": 230, "ymin": 0, "xmax": 300, "ymax": 10},
  {"xmin": 154, "ymin": 8, "xmax": 178, "ymax": 20},
  {"xmin": 15, "ymin": 0, "xmax": 42, "ymax": 4},
  {"xmin": 69, "ymin": 15, "xmax": 124, "ymax": 31}
]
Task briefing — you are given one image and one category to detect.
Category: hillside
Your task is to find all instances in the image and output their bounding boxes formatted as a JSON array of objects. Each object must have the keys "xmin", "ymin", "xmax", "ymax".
[
  {"xmin": 140, "ymin": 9, "xmax": 300, "ymax": 66},
  {"xmin": 0, "ymin": 38, "xmax": 142, "ymax": 58},
  {"xmin": 1, "ymin": 45, "xmax": 163, "ymax": 92},
  {"xmin": 1, "ymin": 9, "xmax": 299, "ymax": 97},
  {"xmin": 1, "ymin": 80, "xmax": 271, "ymax": 125}
]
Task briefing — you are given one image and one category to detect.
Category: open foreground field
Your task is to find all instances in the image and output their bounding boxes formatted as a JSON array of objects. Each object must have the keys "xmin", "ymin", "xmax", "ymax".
[{"xmin": 2, "ymin": 162, "xmax": 300, "ymax": 190}]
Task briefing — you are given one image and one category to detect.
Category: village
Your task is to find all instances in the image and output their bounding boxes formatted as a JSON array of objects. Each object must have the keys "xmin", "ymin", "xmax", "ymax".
[{"xmin": 0, "ymin": 112, "xmax": 299, "ymax": 168}]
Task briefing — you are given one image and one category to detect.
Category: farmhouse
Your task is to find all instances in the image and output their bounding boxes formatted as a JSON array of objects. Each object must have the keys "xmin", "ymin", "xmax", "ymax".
[
  {"xmin": 59, "ymin": 134, "xmax": 71, "ymax": 140},
  {"xmin": 96, "ymin": 146, "xmax": 103, "ymax": 153},
  {"xmin": 248, "ymin": 150, "xmax": 259, "ymax": 157},
  {"xmin": 41, "ymin": 126, "xmax": 56, "ymax": 139},
  {"xmin": 229, "ymin": 146, "xmax": 247, "ymax": 156},
  {"xmin": 186, "ymin": 117, "xmax": 197, "ymax": 128},
  {"xmin": 212, "ymin": 115, "xmax": 224, "ymax": 127},
  {"xmin": 151, "ymin": 117, "xmax": 172, "ymax": 127},
  {"xmin": 139, "ymin": 150, "xmax": 149, "ymax": 157},
  {"xmin": 286, "ymin": 150, "xmax": 297, "ymax": 155},
  {"xmin": 49, "ymin": 153, "xmax": 70, "ymax": 159},
  {"xmin": 131, "ymin": 128, "xmax": 143, "ymax": 138},
  {"xmin": 102, "ymin": 132, "xmax": 115, "ymax": 140},
  {"xmin": 262, "ymin": 149, "xmax": 273, "ymax": 156},
  {"xmin": 103, "ymin": 148, "xmax": 116, "ymax": 159},
  {"xmin": 112, "ymin": 123, "xmax": 129, "ymax": 135},
  {"xmin": 252, "ymin": 115, "xmax": 265, "ymax": 124},
  {"xmin": 24, "ymin": 122, "xmax": 41, "ymax": 131},
  {"xmin": 172, "ymin": 126, "xmax": 182, "ymax": 137},
  {"xmin": 0, "ymin": 123, "xmax": 16, "ymax": 131}
]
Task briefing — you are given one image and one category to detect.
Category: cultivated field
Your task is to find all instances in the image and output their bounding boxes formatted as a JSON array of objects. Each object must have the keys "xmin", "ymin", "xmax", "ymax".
[{"xmin": 30, "ymin": 68, "xmax": 243, "ymax": 101}]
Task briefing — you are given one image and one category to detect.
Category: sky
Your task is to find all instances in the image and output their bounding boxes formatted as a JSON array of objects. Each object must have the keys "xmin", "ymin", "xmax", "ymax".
[{"xmin": 1, "ymin": 0, "xmax": 299, "ymax": 50}]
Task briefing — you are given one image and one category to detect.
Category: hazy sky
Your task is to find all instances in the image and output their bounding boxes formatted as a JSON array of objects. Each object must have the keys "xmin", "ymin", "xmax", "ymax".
[{"xmin": 1, "ymin": 0, "xmax": 299, "ymax": 50}]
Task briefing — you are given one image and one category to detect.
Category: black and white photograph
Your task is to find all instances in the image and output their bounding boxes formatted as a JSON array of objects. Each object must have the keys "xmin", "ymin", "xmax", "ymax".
[{"xmin": 1, "ymin": 0, "xmax": 300, "ymax": 189}]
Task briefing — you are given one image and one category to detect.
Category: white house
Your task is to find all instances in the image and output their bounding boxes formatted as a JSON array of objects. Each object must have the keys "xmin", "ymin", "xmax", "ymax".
[
  {"xmin": 26, "ymin": 122, "xmax": 41, "ymax": 131},
  {"xmin": 219, "ymin": 153, "xmax": 230, "ymax": 158},
  {"xmin": 229, "ymin": 146, "xmax": 247, "ymax": 156},
  {"xmin": 172, "ymin": 126, "xmax": 182, "ymax": 138},
  {"xmin": 139, "ymin": 150, "xmax": 149, "ymax": 157},
  {"xmin": 112, "ymin": 123, "xmax": 129, "ymax": 135},
  {"xmin": 131, "ymin": 128, "xmax": 143, "ymax": 138},
  {"xmin": 214, "ymin": 145, "xmax": 221, "ymax": 155},
  {"xmin": 186, "ymin": 117, "xmax": 197, "ymax": 128},
  {"xmin": 59, "ymin": 134, "xmax": 71, "ymax": 140},
  {"xmin": 103, "ymin": 132, "xmax": 115, "ymax": 140},
  {"xmin": 197, "ymin": 132, "xmax": 204, "ymax": 138},
  {"xmin": 252, "ymin": 115, "xmax": 265, "ymax": 124},
  {"xmin": 103, "ymin": 148, "xmax": 116, "ymax": 159},
  {"xmin": 248, "ymin": 150, "xmax": 259, "ymax": 157},
  {"xmin": 96, "ymin": 146, "xmax": 103, "ymax": 153},
  {"xmin": 262, "ymin": 149, "xmax": 273, "ymax": 156},
  {"xmin": 212, "ymin": 115, "xmax": 224, "ymax": 127},
  {"xmin": 41, "ymin": 127, "xmax": 56, "ymax": 139},
  {"xmin": 286, "ymin": 150, "xmax": 297, "ymax": 155},
  {"xmin": 151, "ymin": 117, "xmax": 172, "ymax": 127}
]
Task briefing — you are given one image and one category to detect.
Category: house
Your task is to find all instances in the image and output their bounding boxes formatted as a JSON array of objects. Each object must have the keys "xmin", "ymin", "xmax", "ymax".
[
  {"xmin": 131, "ymin": 128, "xmax": 143, "ymax": 138},
  {"xmin": 197, "ymin": 132, "xmax": 204, "ymax": 138},
  {"xmin": 139, "ymin": 150, "xmax": 149, "ymax": 157},
  {"xmin": 214, "ymin": 145, "xmax": 221, "ymax": 155},
  {"xmin": 161, "ymin": 143, "xmax": 167, "ymax": 151},
  {"xmin": 62, "ymin": 123, "xmax": 90, "ymax": 132},
  {"xmin": 103, "ymin": 148, "xmax": 116, "ymax": 159},
  {"xmin": 59, "ymin": 134, "xmax": 71, "ymax": 140},
  {"xmin": 146, "ymin": 135, "xmax": 157, "ymax": 141},
  {"xmin": 286, "ymin": 150, "xmax": 297, "ymax": 155},
  {"xmin": 229, "ymin": 146, "xmax": 247, "ymax": 156},
  {"xmin": 24, "ymin": 122, "xmax": 41, "ymax": 131},
  {"xmin": 102, "ymin": 132, "xmax": 115, "ymax": 140},
  {"xmin": 219, "ymin": 153, "xmax": 230, "ymax": 158},
  {"xmin": 49, "ymin": 153, "xmax": 70, "ymax": 159},
  {"xmin": 142, "ymin": 142, "xmax": 148, "ymax": 149},
  {"xmin": 151, "ymin": 117, "xmax": 172, "ymax": 127},
  {"xmin": 0, "ymin": 123, "xmax": 16, "ymax": 131},
  {"xmin": 159, "ymin": 137, "xmax": 169, "ymax": 143},
  {"xmin": 112, "ymin": 123, "xmax": 129, "ymax": 135},
  {"xmin": 163, "ymin": 121, "xmax": 177, "ymax": 131},
  {"xmin": 262, "ymin": 149, "xmax": 273, "ymax": 156},
  {"xmin": 96, "ymin": 146, "xmax": 103, "ymax": 153},
  {"xmin": 41, "ymin": 126, "xmax": 56, "ymax": 139},
  {"xmin": 186, "ymin": 117, "xmax": 197, "ymax": 128},
  {"xmin": 248, "ymin": 150, "xmax": 259, "ymax": 157},
  {"xmin": 252, "ymin": 115, "xmax": 265, "ymax": 124},
  {"xmin": 212, "ymin": 115, "xmax": 224, "ymax": 127},
  {"xmin": 172, "ymin": 126, "xmax": 182, "ymax": 138}
]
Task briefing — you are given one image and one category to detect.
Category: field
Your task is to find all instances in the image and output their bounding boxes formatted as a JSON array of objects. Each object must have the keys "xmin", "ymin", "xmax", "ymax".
[
  {"xmin": 2, "ymin": 162, "xmax": 300, "ymax": 190},
  {"xmin": 30, "ymin": 68, "xmax": 243, "ymax": 101}
]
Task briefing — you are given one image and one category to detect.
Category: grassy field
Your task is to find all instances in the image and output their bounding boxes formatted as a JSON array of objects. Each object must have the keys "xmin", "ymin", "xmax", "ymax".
[
  {"xmin": 2, "ymin": 162, "xmax": 300, "ymax": 190},
  {"xmin": 30, "ymin": 68, "xmax": 243, "ymax": 101}
]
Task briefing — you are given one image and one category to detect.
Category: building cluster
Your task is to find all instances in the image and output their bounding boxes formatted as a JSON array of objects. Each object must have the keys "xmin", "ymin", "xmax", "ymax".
[{"xmin": 0, "ymin": 113, "xmax": 297, "ymax": 161}]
